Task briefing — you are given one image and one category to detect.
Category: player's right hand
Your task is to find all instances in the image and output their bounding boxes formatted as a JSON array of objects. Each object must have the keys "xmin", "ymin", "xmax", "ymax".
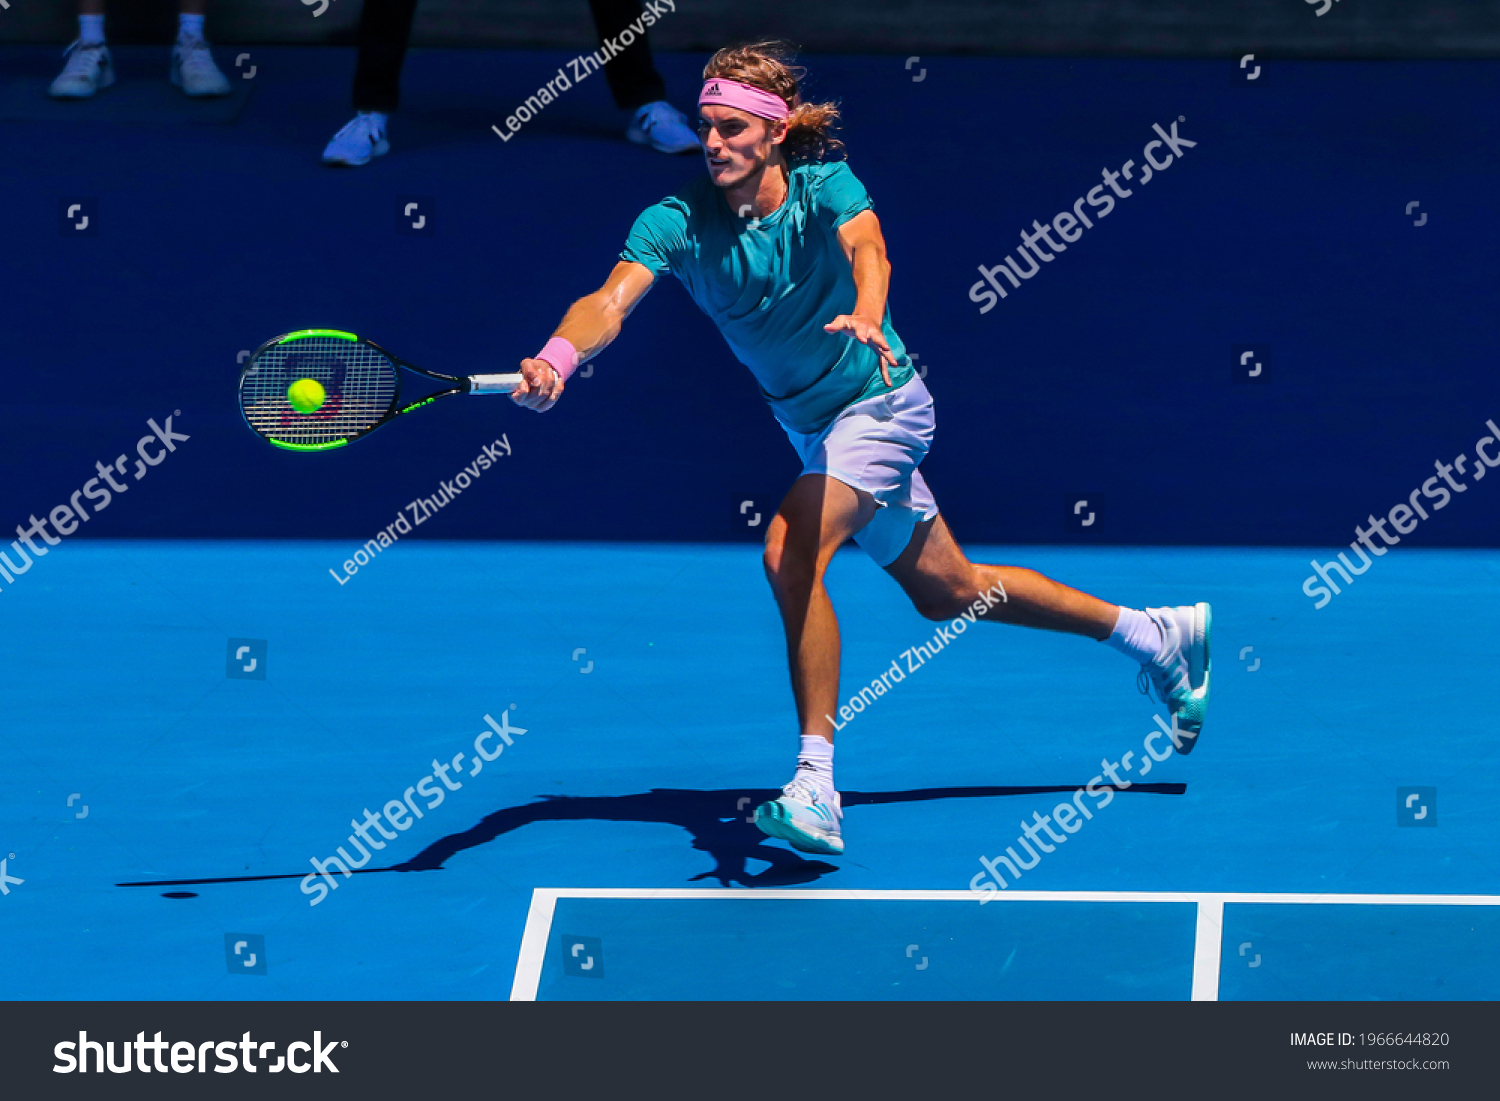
[{"xmin": 511, "ymin": 357, "xmax": 564, "ymax": 412}]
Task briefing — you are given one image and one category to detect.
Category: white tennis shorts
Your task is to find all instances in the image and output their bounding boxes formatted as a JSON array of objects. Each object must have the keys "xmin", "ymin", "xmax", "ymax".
[{"xmin": 780, "ymin": 375, "xmax": 939, "ymax": 567}]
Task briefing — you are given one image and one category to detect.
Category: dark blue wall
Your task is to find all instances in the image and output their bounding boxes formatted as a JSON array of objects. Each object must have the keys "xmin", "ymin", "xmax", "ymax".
[
  {"xmin": 5, "ymin": 0, "xmax": 1500, "ymax": 57},
  {"xmin": 2, "ymin": 49, "xmax": 1497, "ymax": 548}
]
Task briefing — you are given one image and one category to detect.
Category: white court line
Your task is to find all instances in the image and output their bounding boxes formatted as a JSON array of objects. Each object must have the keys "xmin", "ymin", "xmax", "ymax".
[
  {"xmin": 510, "ymin": 888, "xmax": 1500, "ymax": 1001},
  {"xmin": 1191, "ymin": 897, "xmax": 1226, "ymax": 1001},
  {"xmin": 509, "ymin": 889, "xmax": 559, "ymax": 1001}
]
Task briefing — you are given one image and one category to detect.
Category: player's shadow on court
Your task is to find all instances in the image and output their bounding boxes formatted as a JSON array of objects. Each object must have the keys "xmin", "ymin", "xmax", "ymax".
[{"xmin": 391, "ymin": 783, "xmax": 1185, "ymax": 887}]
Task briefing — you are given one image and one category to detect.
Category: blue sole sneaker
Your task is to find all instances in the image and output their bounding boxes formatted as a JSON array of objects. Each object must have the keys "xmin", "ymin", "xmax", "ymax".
[
  {"xmin": 1140, "ymin": 602, "xmax": 1212, "ymax": 754},
  {"xmin": 754, "ymin": 778, "xmax": 844, "ymax": 856}
]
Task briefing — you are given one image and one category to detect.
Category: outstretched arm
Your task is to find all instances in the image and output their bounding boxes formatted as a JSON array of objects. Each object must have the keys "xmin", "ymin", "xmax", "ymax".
[
  {"xmin": 824, "ymin": 209, "xmax": 898, "ymax": 387},
  {"xmin": 512, "ymin": 260, "xmax": 658, "ymax": 411}
]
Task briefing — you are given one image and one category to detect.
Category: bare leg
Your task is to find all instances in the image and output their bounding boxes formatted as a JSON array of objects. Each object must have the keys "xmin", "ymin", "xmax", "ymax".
[
  {"xmin": 886, "ymin": 513, "xmax": 1118, "ymax": 638},
  {"xmin": 883, "ymin": 510, "xmax": 1213, "ymax": 749},
  {"xmin": 762, "ymin": 474, "xmax": 877, "ymax": 745}
]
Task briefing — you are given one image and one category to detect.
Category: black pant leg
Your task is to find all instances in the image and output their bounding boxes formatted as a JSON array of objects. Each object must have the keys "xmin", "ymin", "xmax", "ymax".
[
  {"xmin": 586, "ymin": 0, "xmax": 668, "ymax": 111},
  {"xmin": 351, "ymin": 0, "xmax": 419, "ymax": 113}
]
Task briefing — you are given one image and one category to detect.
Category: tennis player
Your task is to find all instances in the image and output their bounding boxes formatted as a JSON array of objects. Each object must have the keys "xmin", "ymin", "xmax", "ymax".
[{"xmin": 512, "ymin": 41, "xmax": 1211, "ymax": 856}]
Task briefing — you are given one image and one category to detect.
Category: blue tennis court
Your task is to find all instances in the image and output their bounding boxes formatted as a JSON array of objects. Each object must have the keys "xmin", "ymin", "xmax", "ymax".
[{"xmin": 3, "ymin": 541, "xmax": 1497, "ymax": 1000}]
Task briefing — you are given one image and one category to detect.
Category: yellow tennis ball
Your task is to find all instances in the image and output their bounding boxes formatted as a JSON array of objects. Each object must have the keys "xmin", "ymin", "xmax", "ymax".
[{"xmin": 287, "ymin": 377, "xmax": 326, "ymax": 414}]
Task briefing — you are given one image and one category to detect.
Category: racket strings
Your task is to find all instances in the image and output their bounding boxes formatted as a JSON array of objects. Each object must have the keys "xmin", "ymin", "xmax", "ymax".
[{"xmin": 240, "ymin": 337, "xmax": 398, "ymax": 445}]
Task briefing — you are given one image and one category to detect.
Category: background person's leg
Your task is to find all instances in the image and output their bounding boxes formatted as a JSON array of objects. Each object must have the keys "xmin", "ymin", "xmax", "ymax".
[
  {"xmin": 588, "ymin": 0, "xmax": 698, "ymax": 152},
  {"xmin": 586, "ymin": 0, "xmax": 666, "ymax": 109},
  {"xmin": 353, "ymin": 0, "xmax": 419, "ymax": 113},
  {"xmin": 170, "ymin": 0, "xmax": 230, "ymax": 96},
  {"xmin": 325, "ymin": 0, "xmax": 414, "ymax": 165},
  {"xmin": 50, "ymin": 0, "xmax": 112, "ymax": 98}
]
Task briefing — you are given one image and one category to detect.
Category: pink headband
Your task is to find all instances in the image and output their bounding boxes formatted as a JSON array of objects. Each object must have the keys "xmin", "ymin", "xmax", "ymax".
[{"xmin": 698, "ymin": 78, "xmax": 789, "ymax": 121}]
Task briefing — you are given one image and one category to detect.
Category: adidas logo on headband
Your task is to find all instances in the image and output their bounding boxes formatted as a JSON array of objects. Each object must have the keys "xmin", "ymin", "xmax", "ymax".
[{"xmin": 697, "ymin": 78, "xmax": 788, "ymax": 120}]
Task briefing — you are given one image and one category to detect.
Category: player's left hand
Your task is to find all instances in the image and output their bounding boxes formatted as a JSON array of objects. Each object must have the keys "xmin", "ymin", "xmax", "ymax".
[{"xmin": 824, "ymin": 313, "xmax": 897, "ymax": 387}]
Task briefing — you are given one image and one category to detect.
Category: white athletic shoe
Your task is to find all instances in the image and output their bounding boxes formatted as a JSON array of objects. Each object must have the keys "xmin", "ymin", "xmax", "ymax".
[
  {"xmin": 626, "ymin": 101, "xmax": 700, "ymax": 154},
  {"xmin": 322, "ymin": 113, "xmax": 390, "ymax": 166},
  {"xmin": 170, "ymin": 35, "xmax": 231, "ymax": 97},
  {"xmin": 754, "ymin": 777, "xmax": 844, "ymax": 856},
  {"xmin": 49, "ymin": 41, "xmax": 115, "ymax": 99},
  {"xmin": 1138, "ymin": 602, "xmax": 1213, "ymax": 753}
]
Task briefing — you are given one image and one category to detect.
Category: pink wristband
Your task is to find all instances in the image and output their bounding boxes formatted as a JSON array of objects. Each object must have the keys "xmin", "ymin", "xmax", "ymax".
[{"xmin": 535, "ymin": 336, "xmax": 580, "ymax": 382}]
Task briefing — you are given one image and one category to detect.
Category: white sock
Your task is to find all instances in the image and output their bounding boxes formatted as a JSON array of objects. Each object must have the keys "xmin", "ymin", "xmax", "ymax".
[
  {"xmin": 793, "ymin": 735, "xmax": 835, "ymax": 799},
  {"xmin": 1104, "ymin": 606, "xmax": 1163, "ymax": 665},
  {"xmin": 79, "ymin": 14, "xmax": 106, "ymax": 45},
  {"xmin": 178, "ymin": 13, "xmax": 205, "ymax": 40},
  {"xmin": 360, "ymin": 110, "xmax": 389, "ymax": 132}
]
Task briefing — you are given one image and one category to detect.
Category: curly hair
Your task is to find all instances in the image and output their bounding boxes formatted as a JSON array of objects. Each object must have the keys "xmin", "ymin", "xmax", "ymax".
[{"xmin": 702, "ymin": 40, "xmax": 845, "ymax": 164}]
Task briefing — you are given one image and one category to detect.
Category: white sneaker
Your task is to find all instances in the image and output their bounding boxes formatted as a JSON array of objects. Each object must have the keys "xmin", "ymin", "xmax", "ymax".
[
  {"xmin": 626, "ymin": 101, "xmax": 700, "ymax": 154},
  {"xmin": 171, "ymin": 35, "xmax": 231, "ymax": 97},
  {"xmin": 49, "ymin": 41, "xmax": 115, "ymax": 99},
  {"xmin": 322, "ymin": 113, "xmax": 390, "ymax": 166},
  {"xmin": 1138, "ymin": 602, "xmax": 1213, "ymax": 753},
  {"xmin": 754, "ymin": 777, "xmax": 844, "ymax": 856}
]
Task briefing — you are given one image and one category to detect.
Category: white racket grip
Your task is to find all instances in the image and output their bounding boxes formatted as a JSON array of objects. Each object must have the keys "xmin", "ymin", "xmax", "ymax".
[{"xmin": 467, "ymin": 373, "xmax": 525, "ymax": 394}]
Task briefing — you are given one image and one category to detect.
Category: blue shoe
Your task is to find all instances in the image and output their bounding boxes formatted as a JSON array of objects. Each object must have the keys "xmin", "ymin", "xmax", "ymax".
[
  {"xmin": 49, "ymin": 41, "xmax": 114, "ymax": 99},
  {"xmin": 754, "ymin": 777, "xmax": 844, "ymax": 855},
  {"xmin": 322, "ymin": 112, "xmax": 390, "ymax": 166},
  {"xmin": 626, "ymin": 101, "xmax": 701, "ymax": 154},
  {"xmin": 1139, "ymin": 602, "xmax": 1212, "ymax": 753},
  {"xmin": 170, "ymin": 34, "xmax": 231, "ymax": 97}
]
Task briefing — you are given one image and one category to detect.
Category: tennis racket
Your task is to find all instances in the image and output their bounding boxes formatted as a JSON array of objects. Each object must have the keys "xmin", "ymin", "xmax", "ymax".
[{"xmin": 237, "ymin": 329, "xmax": 524, "ymax": 451}]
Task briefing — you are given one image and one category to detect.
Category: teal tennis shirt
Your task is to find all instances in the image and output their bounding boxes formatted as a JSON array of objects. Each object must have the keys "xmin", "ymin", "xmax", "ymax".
[{"xmin": 620, "ymin": 161, "xmax": 914, "ymax": 435}]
